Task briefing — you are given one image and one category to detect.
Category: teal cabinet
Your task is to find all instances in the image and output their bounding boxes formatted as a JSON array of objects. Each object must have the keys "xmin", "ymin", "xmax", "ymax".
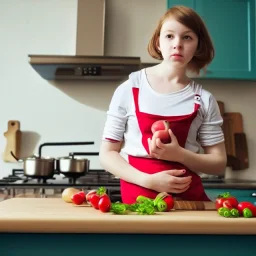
[
  {"xmin": 0, "ymin": 233, "xmax": 256, "ymax": 256},
  {"xmin": 167, "ymin": 0, "xmax": 256, "ymax": 80},
  {"xmin": 205, "ymin": 188, "xmax": 256, "ymax": 204}
]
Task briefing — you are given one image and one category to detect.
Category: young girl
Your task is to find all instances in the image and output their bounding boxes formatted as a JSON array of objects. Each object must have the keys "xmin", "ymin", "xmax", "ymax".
[{"xmin": 99, "ymin": 5, "xmax": 227, "ymax": 204}]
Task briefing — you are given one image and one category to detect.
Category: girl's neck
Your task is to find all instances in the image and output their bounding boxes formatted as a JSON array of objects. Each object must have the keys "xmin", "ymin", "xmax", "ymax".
[{"xmin": 155, "ymin": 62, "xmax": 189, "ymax": 85}]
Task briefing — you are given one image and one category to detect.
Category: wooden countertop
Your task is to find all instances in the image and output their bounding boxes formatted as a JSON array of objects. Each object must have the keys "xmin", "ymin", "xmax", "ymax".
[{"xmin": 0, "ymin": 198, "xmax": 256, "ymax": 234}]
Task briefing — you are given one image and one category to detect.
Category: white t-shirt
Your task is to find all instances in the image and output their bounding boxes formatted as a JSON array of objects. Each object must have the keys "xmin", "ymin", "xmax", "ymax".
[{"xmin": 102, "ymin": 69, "xmax": 224, "ymax": 160}]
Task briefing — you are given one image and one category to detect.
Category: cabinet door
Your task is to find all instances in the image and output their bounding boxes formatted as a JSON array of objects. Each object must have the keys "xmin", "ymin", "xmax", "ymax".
[
  {"xmin": 167, "ymin": 0, "xmax": 256, "ymax": 80},
  {"xmin": 205, "ymin": 189, "xmax": 256, "ymax": 204}
]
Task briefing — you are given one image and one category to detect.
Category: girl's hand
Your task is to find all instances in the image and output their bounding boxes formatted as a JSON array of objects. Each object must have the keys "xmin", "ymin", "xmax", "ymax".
[
  {"xmin": 145, "ymin": 169, "xmax": 192, "ymax": 194},
  {"xmin": 148, "ymin": 129, "xmax": 184, "ymax": 163}
]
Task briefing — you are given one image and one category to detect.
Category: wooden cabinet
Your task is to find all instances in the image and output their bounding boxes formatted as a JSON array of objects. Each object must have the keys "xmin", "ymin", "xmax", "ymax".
[{"xmin": 167, "ymin": 0, "xmax": 256, "ymax": 80}]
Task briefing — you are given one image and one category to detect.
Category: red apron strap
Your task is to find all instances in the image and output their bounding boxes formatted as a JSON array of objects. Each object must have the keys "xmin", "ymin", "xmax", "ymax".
[{"xmin": 132, "ymin": 87, "xmax": 140, "ymax": 112}]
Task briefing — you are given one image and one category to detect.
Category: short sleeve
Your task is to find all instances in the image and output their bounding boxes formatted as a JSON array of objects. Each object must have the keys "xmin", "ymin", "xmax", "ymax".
[
  {"xmin": 102, "ymin": 80, "xmax": 130, "ymax": 142},
  {"xmin": 198, "ymin": 95, "xmax": 224, "ymax": 147}
]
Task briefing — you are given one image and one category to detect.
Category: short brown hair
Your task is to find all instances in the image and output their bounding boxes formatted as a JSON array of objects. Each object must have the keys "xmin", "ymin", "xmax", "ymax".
[{"xmin": 148, "ymin": 5, "xmax": 214, "ymax": 74}]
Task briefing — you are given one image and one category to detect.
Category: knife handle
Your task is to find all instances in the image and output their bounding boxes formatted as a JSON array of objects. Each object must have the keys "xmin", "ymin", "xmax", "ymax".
[{"xmin": 173, "ymin": 201, "xmax": 205, "ymax": 210}]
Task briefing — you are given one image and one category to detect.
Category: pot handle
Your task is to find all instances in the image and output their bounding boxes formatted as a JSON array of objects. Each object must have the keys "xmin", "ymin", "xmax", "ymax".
[
  {"xmin": 69, "ymin": 152, "xmax": 99, "ymax": 158},
  {"xmin": 38, "ymin": 141, "xmax": 95, "ymax": 157}
]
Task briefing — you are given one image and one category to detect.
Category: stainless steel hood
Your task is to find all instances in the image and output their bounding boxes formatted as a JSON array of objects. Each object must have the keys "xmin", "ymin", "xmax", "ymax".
[
  {"xmin": 28, "ymin": 0, "xmax": 144, "ymax": 81},
  {"xmin": 28, "ymin": 54, "xmax": 141, "ymax": 81}
]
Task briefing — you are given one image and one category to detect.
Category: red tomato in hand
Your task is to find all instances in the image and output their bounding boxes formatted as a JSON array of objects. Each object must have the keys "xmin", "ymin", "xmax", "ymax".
[{"xmin": 98, "ymin": 194, "xmax": 111, "ymax": 212}]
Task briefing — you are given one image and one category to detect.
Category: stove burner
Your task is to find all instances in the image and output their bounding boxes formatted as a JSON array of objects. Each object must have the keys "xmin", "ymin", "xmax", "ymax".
[{"xmin": 0, "ymin": 169, "xmax": 120, "ymax": 186}]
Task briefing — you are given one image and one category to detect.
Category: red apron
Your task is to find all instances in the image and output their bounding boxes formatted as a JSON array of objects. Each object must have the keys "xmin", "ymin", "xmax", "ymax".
[{"xmin": 120, "ymin": 87, "xmax": 210, "ymax": 204}]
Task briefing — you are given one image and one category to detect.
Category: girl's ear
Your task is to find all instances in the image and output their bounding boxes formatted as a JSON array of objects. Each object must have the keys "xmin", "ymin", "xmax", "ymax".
[{"xmin": 156, "ymin": 37, "xmax": 161, "ymax": 53}]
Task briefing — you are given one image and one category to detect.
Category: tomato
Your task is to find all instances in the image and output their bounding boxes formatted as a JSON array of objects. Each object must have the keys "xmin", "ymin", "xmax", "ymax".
[
  {"xmin": 98, "ymin": 194, "xmax": 112, "ymax": 212},
  {"xmin": 86, "ymin": 187, "xmax": 111, "ymax": 211},
  {"xmin": 222, "ymin": 198, "xmax": 238, "ymax": 209},
  {"xmin": 85, "ymin": 190, "xmax": 97, "ymax": 204},
  {"xmin": 71, "ymin": 192, "xmax": 85, "ymax": 205},
  {"xmin": 78, "ymin": 191, "xmax": 86, "ymax": 202},
  {"xmin": 215, "ymin": 192, "xmax": 238, "ymax": 210},
  {"xmin": 163, "ymin": 196, "xmax": 174, "ymax": 211},
  {"xmin": 215, "ymin": 197, "xmax": 226, "ymax": 210},
  {"xmin": 237, "ymin": 202, "xmax": 256, "ymax": 217},
  {"xmin": 154, "ymin": 192, "xmax": 174, "ymax": 212},
  {"xmin": 90, "ymin": 194, "xmax": 100, "ymax": 209}
]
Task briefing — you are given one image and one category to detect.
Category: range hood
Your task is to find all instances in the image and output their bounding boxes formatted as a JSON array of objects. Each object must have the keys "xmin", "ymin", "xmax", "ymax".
[{"xmin": 28, "ymin": 0, "xmax": 145, "ymax": 81}]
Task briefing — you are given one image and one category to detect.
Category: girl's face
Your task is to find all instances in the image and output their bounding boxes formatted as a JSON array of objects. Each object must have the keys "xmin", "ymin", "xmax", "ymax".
[{"xmin": 158, "ymin": 17, "xmax": 199, "ymax": 68}]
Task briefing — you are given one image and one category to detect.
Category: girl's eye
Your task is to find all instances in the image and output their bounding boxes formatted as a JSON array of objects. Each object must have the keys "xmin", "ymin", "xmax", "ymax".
[
  {"xmin": 184, "ymin": 35, "xmax": 192, "ymax": 40},
  {"xmin": 166, "ymin": 34, "xmax": 173, "ymax": 39}
]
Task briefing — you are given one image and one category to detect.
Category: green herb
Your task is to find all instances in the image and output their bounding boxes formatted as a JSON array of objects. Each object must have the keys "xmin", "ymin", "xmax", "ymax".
[
  {"xmin": 110, "ymin": 202, "xmax": 128, "ymax": 214},
  {"xmin": 218, "ymin": 207, "xmax": 231, "ymax": 217},
  {"xmin": 230, "ymin": 208, "xmax": 239, "ymax": 217},
  {"xmin": 218, "ymin": 207, "xmax": 240, "ymax": 218},
  {"xmin": 127, "ymin": 203, "xmax": 140, "ymax": 212},
  {"xmin": 109, "ymin": 196, "xmax": 156, "ymax": 215},
  {"xmin": 243, "ymin": 208, "xmax": 253, "ymax": 218}
]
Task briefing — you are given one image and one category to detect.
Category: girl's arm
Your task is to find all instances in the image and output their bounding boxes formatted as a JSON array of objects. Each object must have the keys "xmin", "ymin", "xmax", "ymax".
[
  {"xmin": 99, "ymin": 140, "xmax": 192, "ymax": 193},
  {"xmin": 149, "ymin": 129, "xmax": 227, "ymax": 176},
  {"xmin": 179, "ymin": 141, "xmax": 227, "ymax": 176},
  {"xmin": 99, "ymin": 141, "xmax": 149, "ymax": 187}
]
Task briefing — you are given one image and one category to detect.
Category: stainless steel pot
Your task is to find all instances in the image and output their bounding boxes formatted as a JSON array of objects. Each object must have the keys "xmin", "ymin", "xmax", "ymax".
[
  {"xmin": 11, "ymin": 151, "xmax": 55, "ymax": 178},
  {"xmin": 56, "ymin": 156, "xmax": 90, "ymax": 177},
  {"xmin": 24, "ymin": 156, "xmax": 55, "ymax": 178}
]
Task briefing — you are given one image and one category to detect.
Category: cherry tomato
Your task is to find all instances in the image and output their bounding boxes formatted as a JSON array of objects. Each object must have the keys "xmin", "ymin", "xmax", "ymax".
[
  {"xmin": 215, "ymin": 193, "xmax": 238, "ymax": 210},
  {"xmin": 78, "ymin": 191, "xmax": 86, "ymax": 202},
  {"xmin": 90, "ymin": 194, "xmax": 100, "ymax": 209},
  {"xmin": 98, "ymin": 194, "xmax": 111, "ymax": 212},
  {"xmin": 71, "ymin": 193, "xmax": 85, "ymax": 205},
  {"xmin": 86, "ymin": 190, "xmax": 97, "ymax": 204},
  {"xmin": 237, "ymin": 202, "xmax": 256, "ymax": 217},
  {"xmin": 163, "ymin": 196, "xmax": 174, "ymax": 211}
]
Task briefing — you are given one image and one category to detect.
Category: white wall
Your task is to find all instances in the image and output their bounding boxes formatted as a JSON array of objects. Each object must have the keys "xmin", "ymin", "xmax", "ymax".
[{"xmin": 0, "ymin": 0, "xmax": 256, "ymax": 180}]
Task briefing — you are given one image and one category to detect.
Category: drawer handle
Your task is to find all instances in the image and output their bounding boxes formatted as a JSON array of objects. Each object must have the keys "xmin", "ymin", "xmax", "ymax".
[{"xmin": 252, "ymin": 193, "xmax": 256, "ymax": 197}]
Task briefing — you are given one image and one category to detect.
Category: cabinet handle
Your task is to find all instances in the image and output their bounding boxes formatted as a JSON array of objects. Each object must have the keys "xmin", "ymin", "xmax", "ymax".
[{"xmin": 252, "ymin": 193, "xmax": 256, "ymax": 197}]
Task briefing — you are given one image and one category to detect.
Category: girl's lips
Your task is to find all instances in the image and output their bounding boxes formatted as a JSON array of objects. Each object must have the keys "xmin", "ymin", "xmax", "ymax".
[{"xmin": 171, "ymin": 54, "xmax": 183, "ymax": 57}]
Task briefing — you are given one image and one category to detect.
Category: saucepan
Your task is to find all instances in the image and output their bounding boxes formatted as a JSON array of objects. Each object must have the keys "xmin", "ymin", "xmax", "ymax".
[
  {"xmin": 11, "ymin": 151, "xmax": 55, "ymax": 178},
  {"xmin": 11, "ymin": 141, "xmax": 95, "ymax": 179},
  {"xmin": 56, "ymin": 152, "xmax": 99, "ymax": 178}
]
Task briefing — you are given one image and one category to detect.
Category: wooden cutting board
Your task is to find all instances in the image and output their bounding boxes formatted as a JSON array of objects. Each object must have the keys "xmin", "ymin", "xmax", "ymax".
[
  {"xmin": 217, "ymin": 101, "xmax": 225, "ymax": 116},
  {"xmin": 3, "ymin": 120, "xmax": 22, "ymax": 162},
  {"xmin": 0, "ymin": 198, "xmax": 255, "ymax": 234},
  {"xmin": 223, "ymin": 113, "xmax": 248, "ymax": 170}
]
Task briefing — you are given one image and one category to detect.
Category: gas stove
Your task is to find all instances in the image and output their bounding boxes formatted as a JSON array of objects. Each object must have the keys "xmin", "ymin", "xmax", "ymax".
[{"xmin": 0, "ymin": 169, "xmax": 121, "ymax": 202}]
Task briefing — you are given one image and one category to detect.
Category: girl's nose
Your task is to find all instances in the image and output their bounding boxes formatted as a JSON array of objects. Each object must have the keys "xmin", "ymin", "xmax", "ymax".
[
  {"xmin": 173, "ymin": 44, "xmax": 182, "ymax": 49},
  {"xmin": 173, "ymin": 38, "xmax": 182, "ymax": 49}
]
